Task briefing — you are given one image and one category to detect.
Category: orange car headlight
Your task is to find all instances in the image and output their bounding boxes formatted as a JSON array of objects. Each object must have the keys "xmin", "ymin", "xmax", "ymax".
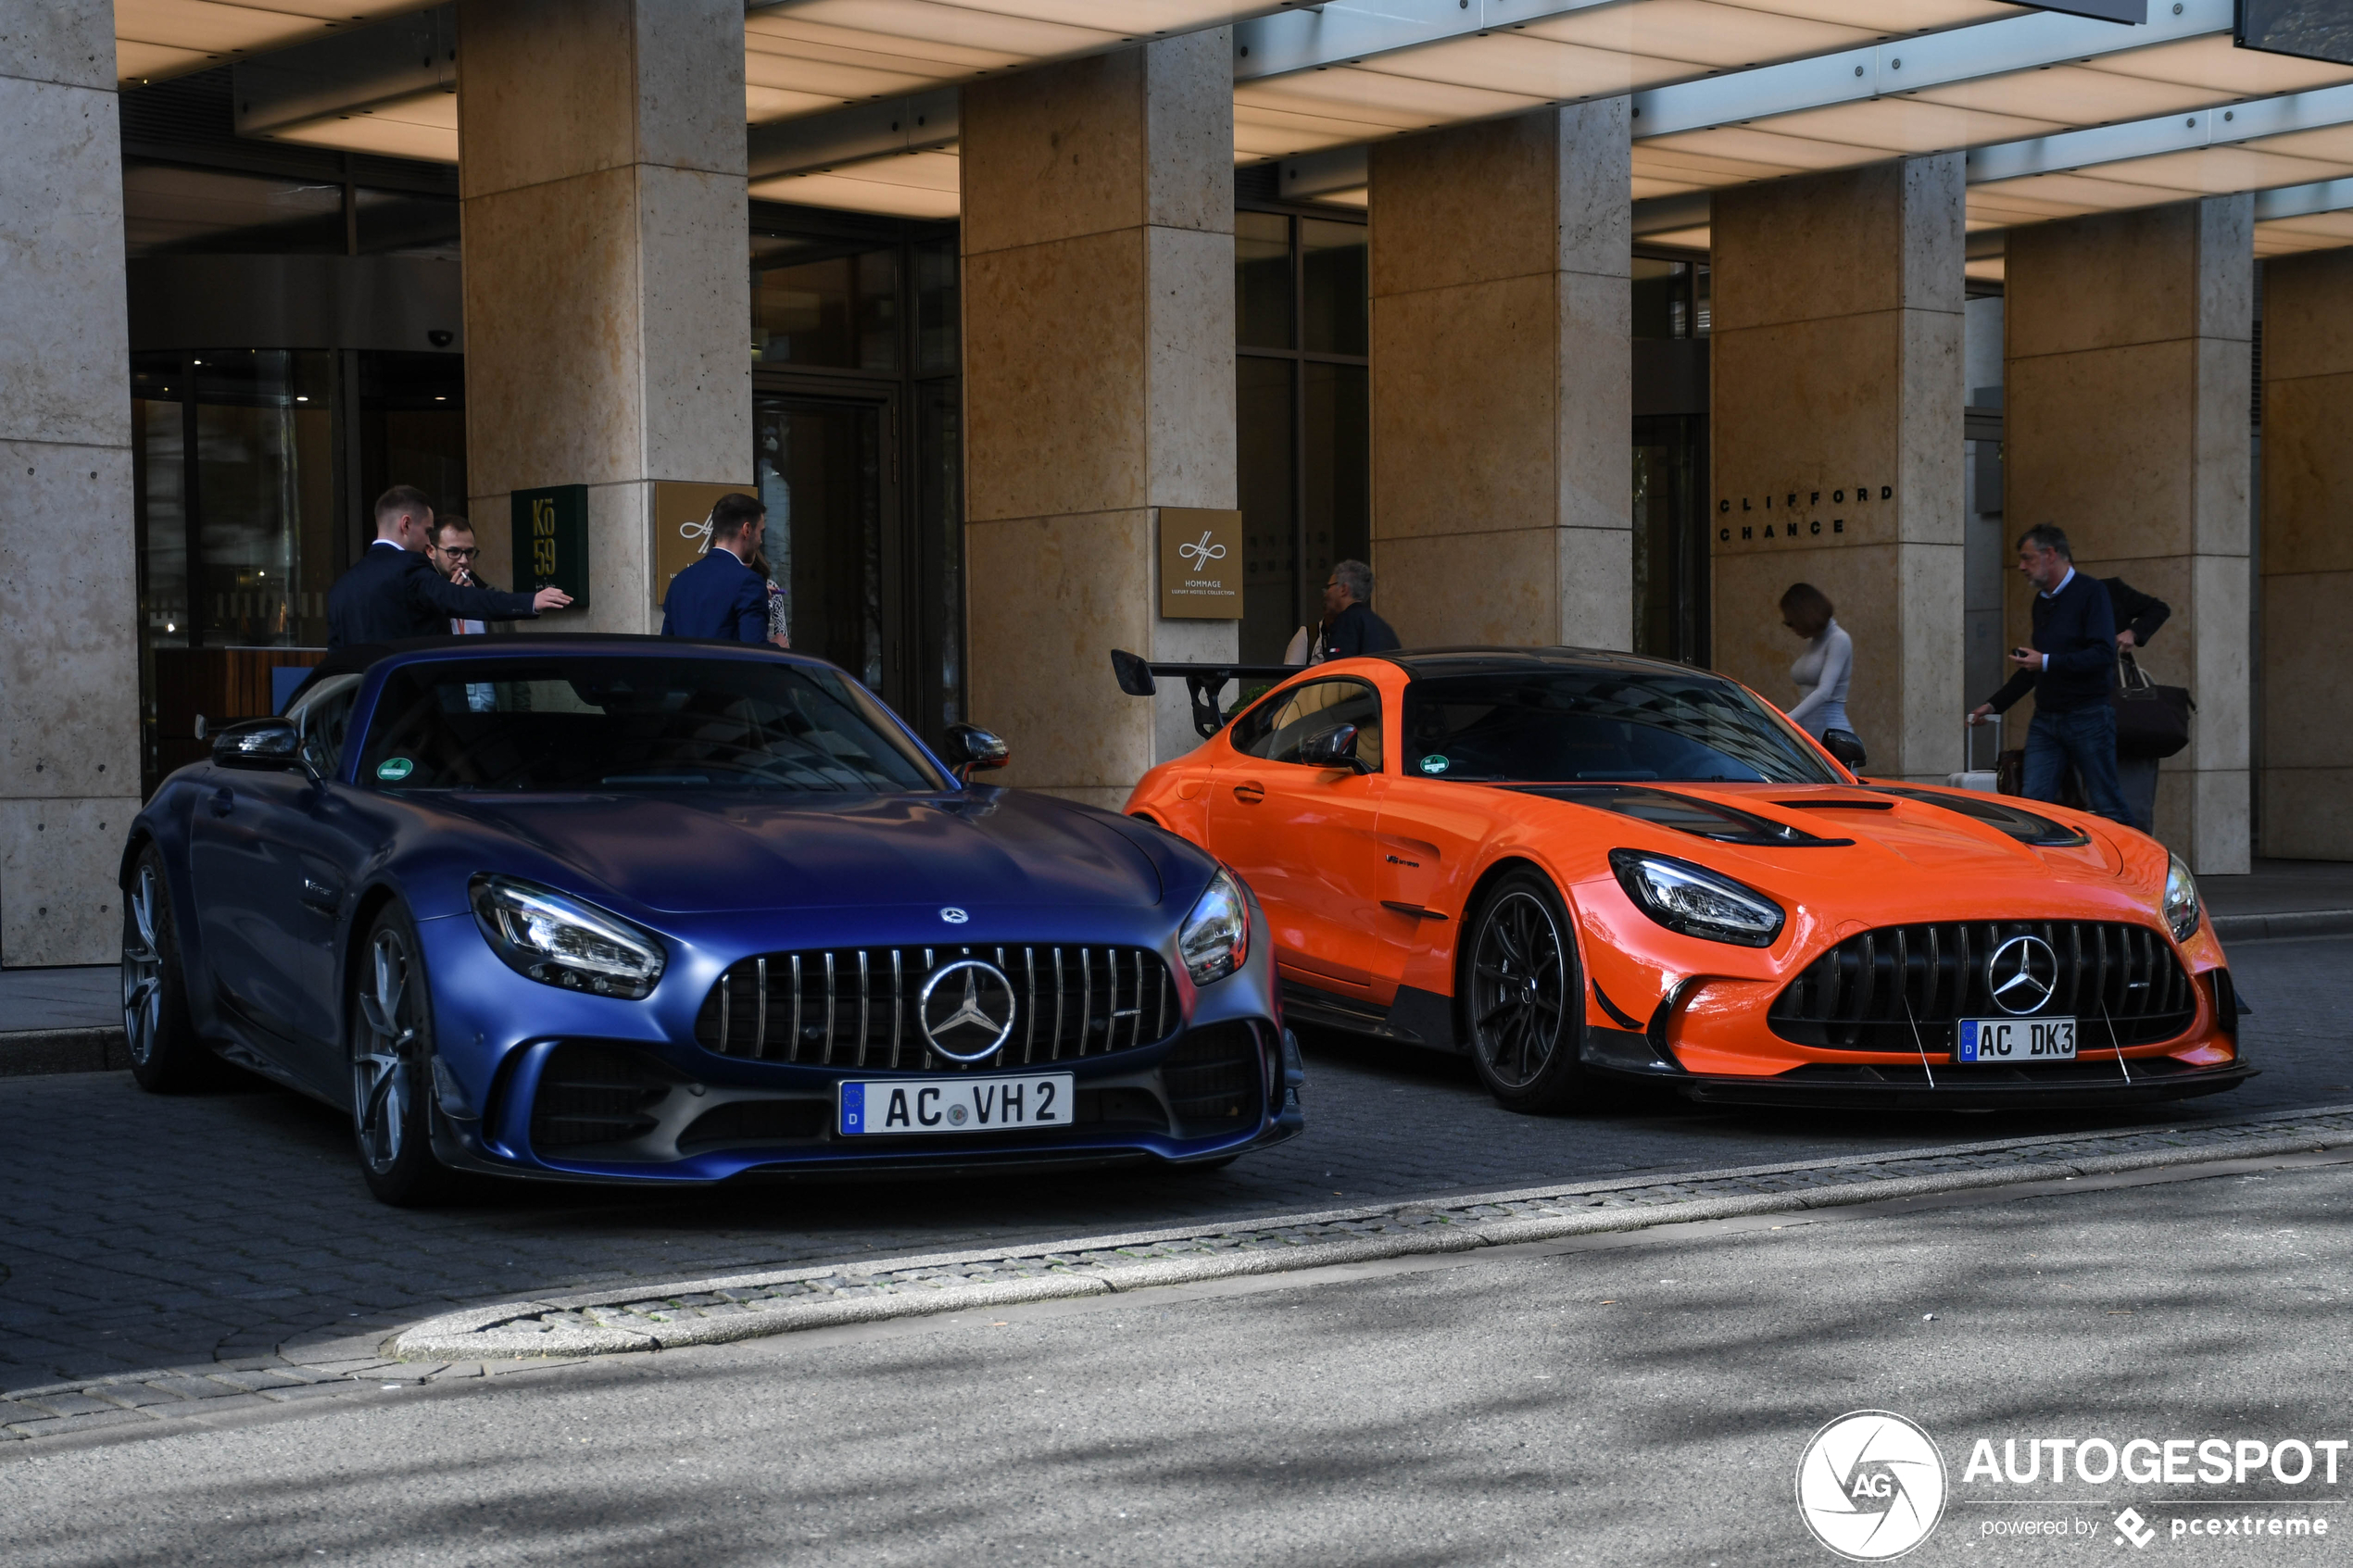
[
  {"xmin": 2164, "ymin": 853, "xmax": 2200, "ymax": 942},
  {"xmin": 1609, "ymin": 849, "xmax": 1785, "ymax": 948}
]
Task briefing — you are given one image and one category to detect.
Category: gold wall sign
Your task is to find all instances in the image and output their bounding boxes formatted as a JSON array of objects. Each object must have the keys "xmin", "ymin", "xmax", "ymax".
[
  {"xmin": 1158, "ymin": 507, "xmax": 1243, "ymax": 620},
  {"xmin": 652, "ymin": 481, "xmax": 757, "ymax": 608},
  {"xmin": 1714, "ymin": 482, "xmax": 1893, "ymax": 550}
]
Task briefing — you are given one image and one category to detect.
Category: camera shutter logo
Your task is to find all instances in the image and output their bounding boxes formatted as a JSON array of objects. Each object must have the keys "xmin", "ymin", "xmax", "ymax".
[
  {"xmin": 1795, "ymin": 1411, "xmax": 1947, "ymax": 1561},
  {"xmin": 918, "ymin": 960, "xmax": 1017, "ymax": 1063},
  {"xmin": 1986, "ymin": 935, "xmax": 2059, "ymax": 1015}
]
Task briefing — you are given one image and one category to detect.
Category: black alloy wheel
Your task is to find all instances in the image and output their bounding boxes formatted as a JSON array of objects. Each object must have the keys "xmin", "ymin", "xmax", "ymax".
[
  {"xmin": 121, "ymin": 846, "xmax": 220, "ymax": 1093},
  {"xmin": 1463, "ymin": 869, "xmax": 1592, "ymax": 1113},
  {"xmin": 349, "ymin": 902, "xmax": 460, "ymax": 1206}
]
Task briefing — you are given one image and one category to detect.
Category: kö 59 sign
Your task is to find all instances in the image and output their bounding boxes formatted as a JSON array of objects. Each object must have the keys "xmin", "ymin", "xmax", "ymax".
[{"xmin": 510, "ymin": 483, "xmax": 590, "ymax": 610}]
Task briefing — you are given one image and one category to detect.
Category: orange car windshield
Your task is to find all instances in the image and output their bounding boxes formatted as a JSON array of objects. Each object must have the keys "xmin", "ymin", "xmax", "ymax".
[{"xmin": 1401, "ymin": 671, "xmax": 1839, "ymax": 785}]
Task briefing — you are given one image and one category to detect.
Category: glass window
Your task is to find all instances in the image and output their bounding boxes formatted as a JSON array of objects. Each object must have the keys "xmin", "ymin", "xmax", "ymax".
[
  {"xmin": 1401, "ymin": 669, "xmax": 1838, "ymax": 784},
  {"xmin": 133, "ymin": 365, "xmax": 188, "ymax": 650},
  {"xmin": 357, "ymin": 656, "xmax": 948, "ymax": 794},
  {"xmin": 189, "ymin": 351, "xmax": 339, "ymax": 647},
  {"xmin": 1238, "ymin": 357, "xmax": 1298, "ymax": 663},
  {"xmin": 1301, "ymin": 219, "xmax": 1367, "ymax": 356},
  {"xmin": 1631, "ymin": 257, "xmax": 1690, "ymax": 341},
  {"xmin": 123, "ymin": 161, "xmax": 345, "ymax": 257},
  {"xmin": 1231, "ymin": 678, "xmax": 1383, "ymax": 770},
  {"xmin": 290, "ymin": 673, "xmax": 364, "ymax": 776},
  {"xmin": 755, "ymin": 248, "xmax": 900, "ymax": 370},
  {"xmin": 914, "ymin": 238, "xmax": 959, "ymax": 375},
  {"xmin": 355, "ymin": 188, "xmax": 459, "ymax": 259},
  {"xmin": 754, "ymin": 395, "xmax": 886, "ymax": 692},
  {"xmin": 1303, "ymin": 360, "xmax": 1367, "ymax": 614},
  {"xmin": 1236, "ymin": 210, "xmax": 1292, "ymax": 350}
]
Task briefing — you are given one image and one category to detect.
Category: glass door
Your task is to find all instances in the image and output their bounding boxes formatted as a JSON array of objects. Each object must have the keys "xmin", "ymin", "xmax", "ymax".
[{"xmin": 752, "ymin": 387, "xmax": 908, "ymax": 720}]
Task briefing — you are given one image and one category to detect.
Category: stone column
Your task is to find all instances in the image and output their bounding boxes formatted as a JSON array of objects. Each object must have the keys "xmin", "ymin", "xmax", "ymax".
[
  {"xmin": 1709, "ymin": 156, "xmax": 1966, "ymax": 785},
  {"xmin": 2005, "ymin": 197, "xmax": 2252, "ymax": 873},
  {"xmin": 2253, "ymin": 246, "xmax": 2353, "ymax": 859},
  {"xmin": 457, "ymin": 0, "xmax": 751, "ymax": 632},
  {"xmin": 1367, "ymin": 103, "xmax": 1631, "ymax": 649},
  {"xmin": 961, "ymin": 32, "xmax": 1236, "ymax": 805},
  {"xmin": 0, "ymin": 6, "xmax": 139, "ymax": 965}
]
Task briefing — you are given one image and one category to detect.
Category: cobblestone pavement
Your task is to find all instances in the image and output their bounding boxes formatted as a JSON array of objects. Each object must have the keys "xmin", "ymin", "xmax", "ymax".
[{"xmin": 2, "ymin": 936, "xmax": 2346, "ymax": 1445}]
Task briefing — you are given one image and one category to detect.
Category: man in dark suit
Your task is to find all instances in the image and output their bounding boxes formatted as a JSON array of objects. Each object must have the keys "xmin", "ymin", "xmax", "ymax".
[
  {"xmin": 1313, "ymin": 558, "xmax": 1400, "ymax": 663},
  {"xmin": 1968, "ymin": 524, "xmax": 2130, "ymax": 825},
  {"xmin": 661, "ymin": 492, "xmax": 770, "ymax": 644},
  {"xmin": 328, "ymin": 485, "xmax": 567, "ymax": 648}
]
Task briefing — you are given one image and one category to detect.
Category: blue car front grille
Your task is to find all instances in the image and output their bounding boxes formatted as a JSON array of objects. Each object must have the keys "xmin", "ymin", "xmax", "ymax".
[{"xmin": 694, "ymin": 944, "xmax": 1180, "ymax": 1070}]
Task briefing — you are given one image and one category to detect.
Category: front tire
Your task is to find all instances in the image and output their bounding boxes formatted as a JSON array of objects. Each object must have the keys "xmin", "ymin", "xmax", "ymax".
[
  {"xmin": 349, "ymin": 903, "xmax": 459, "ymax": 1207},
  {"xmin": 122, "ymin": 847, "xmax": 220, "ymax": 1093},
  {"xmin": 1462, "ymin": 870, "xmax": 1592, "ymax": 1114}
]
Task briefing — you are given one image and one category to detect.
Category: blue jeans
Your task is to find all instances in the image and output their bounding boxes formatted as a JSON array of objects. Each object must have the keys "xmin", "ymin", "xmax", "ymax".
[{"xmin": 2022, "ymin": 705, "xmax": 2131, "ymax": 825}]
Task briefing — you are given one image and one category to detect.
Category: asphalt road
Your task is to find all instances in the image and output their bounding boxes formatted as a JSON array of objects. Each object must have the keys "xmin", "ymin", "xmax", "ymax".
[
  {"xmin": 5, "ymin": 936, "xmax": 2350, "ymax": 1398},
  {"xmin": 7, "ymin": 1150, "xmax": 2351, "ymax": 1565}
]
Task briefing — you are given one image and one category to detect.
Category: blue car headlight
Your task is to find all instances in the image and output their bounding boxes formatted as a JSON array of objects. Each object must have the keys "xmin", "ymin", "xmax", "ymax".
[
  {"xmin": 1178, "ymin": 868, "xmax": 1251, "ymax": 986},
  {"xmin": 469, "ymin": 874, "xmax": 667, "ymax": 998},
  {"xmin": 1609, "ymin": 849, "xmax": 1785, "ymax": 947},
  {"xmin": 2164, "ymin": 852, "xmax": 2201, "ymax": 943}
]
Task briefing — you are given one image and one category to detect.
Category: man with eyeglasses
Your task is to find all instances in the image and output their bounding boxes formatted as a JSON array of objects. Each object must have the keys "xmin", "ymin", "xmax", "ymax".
[{"xmin": 427, "ymin": 514, "xmax": 497, "ymax": 634}]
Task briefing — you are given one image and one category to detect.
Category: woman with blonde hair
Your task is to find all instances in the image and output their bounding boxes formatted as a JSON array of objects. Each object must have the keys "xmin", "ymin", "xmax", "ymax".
[{"xmin": 1780, "ymin": 582, "xmax": 1864, "ymax": 768}]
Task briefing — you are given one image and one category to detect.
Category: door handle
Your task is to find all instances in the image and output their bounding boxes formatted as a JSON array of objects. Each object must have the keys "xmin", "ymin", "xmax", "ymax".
[
  {"xmin": 1231, "ymin": 781, "xmax": 1265, "ymax": 804},
  {"xmin": 208, "ymin": 788, "xmax": 233, "ymax": 818}
]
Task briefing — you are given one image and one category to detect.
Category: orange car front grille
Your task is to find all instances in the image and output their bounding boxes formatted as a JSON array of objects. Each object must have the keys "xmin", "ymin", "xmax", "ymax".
[
  {"xmin": 692, "ymin": 945, "xmax": 1179, "ymax": 1070},
  {"xmin": 1768, "ymin": 922, "xmax": 2196, "ymax": 1051}
]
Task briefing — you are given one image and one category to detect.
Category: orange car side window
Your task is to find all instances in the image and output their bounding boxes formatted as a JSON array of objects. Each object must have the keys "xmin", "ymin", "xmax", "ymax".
[{"xmin": 1230, "ymin": 679, "xmax": 1381, "ymax": 770}]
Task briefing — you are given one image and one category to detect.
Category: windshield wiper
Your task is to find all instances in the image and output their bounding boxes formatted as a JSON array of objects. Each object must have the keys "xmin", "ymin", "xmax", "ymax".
[{"xmin": 600, "ymin": 773, "xmax": 713, "ymax": 786}]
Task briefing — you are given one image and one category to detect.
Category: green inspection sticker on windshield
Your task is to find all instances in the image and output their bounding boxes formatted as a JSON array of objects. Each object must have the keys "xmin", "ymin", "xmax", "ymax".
[
  {"xmin": 375, "ymin": 758, "xmax": 414, "ymax": 783},
  {"xmin": 1419, "ymin": 754, "xmax": 1450, "ymax": 775}
]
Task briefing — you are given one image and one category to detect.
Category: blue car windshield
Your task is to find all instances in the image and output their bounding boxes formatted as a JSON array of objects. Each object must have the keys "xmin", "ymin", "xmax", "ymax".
[
  {"xmin": 355, "ymin": 657, "xmax": 948, "ymax": 794},
  {"xmin": 1400, "ymin": 670, "xmax": 1839, "ymax": 785}
]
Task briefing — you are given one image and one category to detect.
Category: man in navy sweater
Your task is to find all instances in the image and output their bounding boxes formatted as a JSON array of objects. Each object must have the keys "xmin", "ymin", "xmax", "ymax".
[
  {"xmin": 661, "ymin": 492, "xmax": 770, "ymax": 644},
  {"xmin": 1969, "ymin": 524, "xmax": 2131, "ymax": 824}
]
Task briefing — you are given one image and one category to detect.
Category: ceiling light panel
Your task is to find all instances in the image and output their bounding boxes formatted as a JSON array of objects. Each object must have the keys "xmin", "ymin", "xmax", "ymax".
[
  {"xmin": 1642, "ymin": 123, "xmax": 1902, "ymax": 172},
  {"xmin": 1763, "ymin": 96, "xmax": 2064, "ymax": 151},
  {"xmin": 270, "ymin": 86, "xmax": 458, "ymax": 163},
  {"xmin": 2091, "ymin": 33, "xmax": 2353, "ymax": 95},
  {"xmin": 749, "ymin": 145, "xmax": 963, "ymax": 219},
  {"xmin": 2072, "ymin": 144, "xmax": 2353, "ymax": 192},
  {"xmin": 114, "ymin": 0, "xmax": 442, "ymax": 86},
  {"xmin": 1520, "ymin": 1, "xmax": 1874, "ymax": 71},
  {"xmin": 1355, "ymin": 32, "xmax": 1705, "ymax": 101},
  {"xmin": 1744, "ymin": 0, "xmax": 2018, "ymax": 29},
  {"xmin": 1632, "ymin": 142, "xmax": 1813, "ymax": 182},
  {"xmin": 1908, "ymin": 62, "xmax": 2221, "ymax": 123},
  {"xmin": 1237, "ymin": 68, "xmax": 1548, "ymax": 132}
]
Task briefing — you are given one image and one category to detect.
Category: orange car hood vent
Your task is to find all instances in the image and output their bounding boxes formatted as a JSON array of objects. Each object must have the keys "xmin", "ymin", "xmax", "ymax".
[
  {"xmin": 1507, "ymin": 785, "xmax": 1853, "ymax": 848},
  {"xmin": 1860, "ymin": 785, "xmax": 2090, "ymax": 847}
]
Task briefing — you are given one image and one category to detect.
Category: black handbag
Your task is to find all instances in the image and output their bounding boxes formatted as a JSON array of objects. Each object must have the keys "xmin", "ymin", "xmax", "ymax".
[{"xmin": 2113, "ymin": 651, "xmax": 2193, "ymax": 759}]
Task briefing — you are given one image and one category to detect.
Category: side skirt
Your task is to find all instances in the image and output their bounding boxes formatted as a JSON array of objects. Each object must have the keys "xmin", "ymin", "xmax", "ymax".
[{"xmin": 1280, "ymin": 979, "xmax": 1461, "ymax": 1054}]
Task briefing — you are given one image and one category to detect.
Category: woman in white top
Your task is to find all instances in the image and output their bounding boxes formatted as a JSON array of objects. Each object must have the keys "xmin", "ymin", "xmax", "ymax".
[{"xmin": 1780, "ymin": 582, "xmax": 1864, "ymax": 768}]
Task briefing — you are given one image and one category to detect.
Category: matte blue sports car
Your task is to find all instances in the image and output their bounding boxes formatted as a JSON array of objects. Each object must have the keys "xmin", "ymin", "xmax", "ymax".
[{"xmin": 120, "ymin": 635, "xmax": 1302, "ymax": 1204}]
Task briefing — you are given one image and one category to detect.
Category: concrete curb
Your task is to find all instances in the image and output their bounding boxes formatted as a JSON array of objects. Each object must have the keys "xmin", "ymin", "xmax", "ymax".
[
  {"xmin": 390, "ymin": 1116, "xmax": 2353, "ymax": 1361},
  {"xmin": 0, "ymin": 1026, "xmax": 128, "ymax": 1078},
  {"xmin": 2210, "ymin": 909, "xmax": 2353, "ymax": 943}
]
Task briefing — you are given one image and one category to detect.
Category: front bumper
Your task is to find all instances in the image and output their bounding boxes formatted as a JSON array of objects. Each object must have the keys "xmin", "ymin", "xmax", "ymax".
[{"xmin": 414, "ymin": 896, "xmax": 1300, "ymax": 1185}]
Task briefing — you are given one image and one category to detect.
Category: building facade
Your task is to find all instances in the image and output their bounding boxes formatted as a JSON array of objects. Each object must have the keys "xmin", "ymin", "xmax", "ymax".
[{"xmin": 9, "ymin": 0, "xmax": 2353, "ymax": 965}]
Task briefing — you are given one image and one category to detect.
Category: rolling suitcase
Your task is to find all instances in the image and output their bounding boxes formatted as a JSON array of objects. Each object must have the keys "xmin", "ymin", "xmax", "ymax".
[{"xmin": 1947, "ymin": 715, "xmax": 2001, "ymax": 793}]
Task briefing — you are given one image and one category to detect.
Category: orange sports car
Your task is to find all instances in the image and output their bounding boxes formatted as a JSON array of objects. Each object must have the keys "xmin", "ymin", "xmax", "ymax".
[{"xmin": 1119, "ymin": 647, "xmax": 2249, "ymax": 1111}]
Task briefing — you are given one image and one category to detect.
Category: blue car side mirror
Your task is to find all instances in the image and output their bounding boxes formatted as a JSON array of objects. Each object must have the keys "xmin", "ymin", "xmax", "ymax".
[
  {"xmin": 212, "ymin": 718, "xmax": 302, "ymax": 772},
  {"xmin": 942, "ymin": 723, "xmax": 1010, "ymax": 785}
]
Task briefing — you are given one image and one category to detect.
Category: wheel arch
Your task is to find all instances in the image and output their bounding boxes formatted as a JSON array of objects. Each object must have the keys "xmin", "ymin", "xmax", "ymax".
[
  {"xmin": 1452, "ymin": 852, "xmax": 1590, "ymax": 1013},
  {"xmin": 338, "ymin": 881, "xmax": 409, "ymax": 1041}
]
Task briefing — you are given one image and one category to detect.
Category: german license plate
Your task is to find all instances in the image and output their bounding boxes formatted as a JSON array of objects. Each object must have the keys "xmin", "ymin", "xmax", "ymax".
[
  {"xmin": 837, "ymin": 1074, "xmax": 1074, "ymax": 1136},
  {"xmin": 1955, "ymin": 1018, "xmax": 2077, "ymax": 1063}
]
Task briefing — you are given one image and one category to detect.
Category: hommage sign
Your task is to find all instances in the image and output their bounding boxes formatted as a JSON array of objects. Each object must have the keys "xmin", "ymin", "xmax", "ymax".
[
  {"xmin": 1158, "ymin": 507, "xmax": 1243, "ymax": 619},
  {"xmin": 1715, "ymin": 480, "xmax": 1893, "ymax": 549}
]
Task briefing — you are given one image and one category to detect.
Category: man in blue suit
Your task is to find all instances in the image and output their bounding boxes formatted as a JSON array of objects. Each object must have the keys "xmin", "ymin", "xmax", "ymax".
[{"xmin": 661, "ymin": 492, "xmax": 770, "ymax": 644}]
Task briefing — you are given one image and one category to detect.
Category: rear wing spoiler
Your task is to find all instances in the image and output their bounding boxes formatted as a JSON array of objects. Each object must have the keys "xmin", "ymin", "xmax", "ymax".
[{"xmin": 1110, "ymin": 649, "xmax": 1299, "ymax": 739}]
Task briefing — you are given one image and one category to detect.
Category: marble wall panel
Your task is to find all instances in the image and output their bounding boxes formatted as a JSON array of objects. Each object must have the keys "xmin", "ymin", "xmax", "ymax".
[
  {"xmin": 1899, "ymin": 154, "xmax": 1967, "ymax": 316},
  {"xmin": 1897, "ymin": 540, "xmax": 1966, "ymax": 780},
  {"xmin": 965, "ymin": 509, "xmax": 1157, "ymax": 794},
  {"xmin": 0, "ymin": 797, "xmax": 137, "ymax": 966},
  {"xmin": 963, "ymin": 229, "xmax": 1150, "ymax": 524},
  {"xmin": 2004, "ymin": 340, "xmax": 2196, "ymax": 559},
  {"xmin": 1371, "ymin": 271, "xmax": 1561, "ymax": 542},
  {"xmin": 1896, "ymin": 307, "xmax": 1965, "ymax": 548},
  {"xmin": 2005, "ymin": 203, "xmax": 2199, "ymax": 356},
  {"xmin": 1556, "ymin": 268, "xmax": 1632, "ymax": 538},
  {"xmin": 1377, "ymin": 527, "xmax": 1560, "ymax": 648},
  {"xmin": 627, "ymin": 0, "xmax": 747, "ymax": 176},
  {"xmin": 635, "ymin": 165, "xmax": 754, "ymax": 485},
  {"xmin": 1145, "ymin": 223, "xmax": 1237, "ymax": 511},
  {"xmin": 1369, "ymin": 113, "xmax": 1567, "ymax": 297},
  {"xmin": 0, "ymin": 0, "xmax": 112, "ymax": 89},
  {"xmin": 462, "ymin": 166, "xmax": 644, "ymax": 496},
  {"xmin": 1558, "ymin": 99, "xmax": 1632, "ymax": 277},
  {"xmin": 1148, "ymin": 612, "xmax": 1238, "ymax": 766},
  {"xmin": 1714, "ymin": 543, "xmax": 1903, "ymax": 762},
  {"xmin": 2261, "ymin": 373, "xmax": 2353, "ymax": 576},
  {"xmin": 2262, "ymin": 248, "xmax": 2353, "ymax": 383},
  {"xmin": 1711, "ymin": 313, "xmax": 1905, "ymax": 546},
  {"xmin": 1714, "ymin": 163, "xmax": 1905, "ymax": 331},
  {"xmin": 457, "ymin": 0, "xmax": 637, "ymax": 197},
  {"xmin": 963, "ymin": 51, "xmax": 1147, "ymax": 257},
  {"xmin": 1142, "ymin": 28, "xmax": 1232, "ymax": 236},
  {"xmin": 2262, "ymin": 768, "xmax": 2353, "ymax": 860},
  {"xmin": 0, "ymin": 73, "xmax": 129, "ymax": 449},
  {"xmin": 1556, "ymin": 522, "xmax": 1632, "ymax": 650},
  {"xmin": 0, "ymin": 441, "xmax": 139, "ymax": 793}
]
